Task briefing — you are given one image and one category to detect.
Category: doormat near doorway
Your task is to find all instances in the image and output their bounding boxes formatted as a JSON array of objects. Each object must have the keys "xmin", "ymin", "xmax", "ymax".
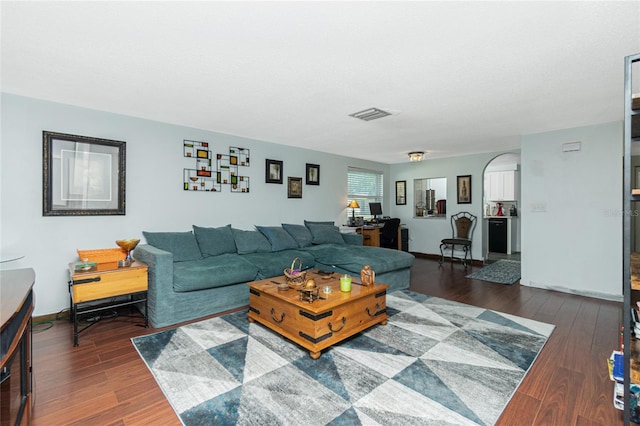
[
  {"xmin": 466, "ymin": 260, "xmax": 521, "ymax": 285},
  {"xmin": 132, "ymin": 289, "xmax": 553, "ymax": 425}
]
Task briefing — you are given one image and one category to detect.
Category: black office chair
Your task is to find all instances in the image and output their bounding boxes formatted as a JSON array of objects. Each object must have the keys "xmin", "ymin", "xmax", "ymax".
[
  {"xmin": 439, "ymin": 212, "xmax": 477, "ymax": 269},
  {"xmin": 379, "ymin": 218, "xmax": 401, "ymax": 249}
]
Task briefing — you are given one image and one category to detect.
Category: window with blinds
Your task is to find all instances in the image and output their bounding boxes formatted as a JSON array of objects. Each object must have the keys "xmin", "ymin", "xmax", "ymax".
[{"xmin": 347, "ymin": 167, "xmax": 384, "ymax": 217}]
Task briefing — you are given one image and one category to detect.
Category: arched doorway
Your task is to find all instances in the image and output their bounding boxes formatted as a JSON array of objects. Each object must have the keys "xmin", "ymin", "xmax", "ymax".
[{"xmin": 482, "ymin": 153, "xmax": 521, "ymax": 263}]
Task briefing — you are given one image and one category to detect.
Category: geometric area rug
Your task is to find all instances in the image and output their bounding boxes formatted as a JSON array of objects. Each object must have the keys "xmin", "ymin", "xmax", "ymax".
[
  {"xmin": 465, "ymin": 260, "xmax": 521, "ymax": 285},
  {"xmin": 132, "ymin": 290, "xmax": 553, "ymax": 426}
]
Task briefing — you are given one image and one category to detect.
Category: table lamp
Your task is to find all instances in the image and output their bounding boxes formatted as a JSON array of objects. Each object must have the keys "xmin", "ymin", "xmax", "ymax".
[{"xmin": 348, "ymin": 200, "xmax": 360, "ymax": 225}]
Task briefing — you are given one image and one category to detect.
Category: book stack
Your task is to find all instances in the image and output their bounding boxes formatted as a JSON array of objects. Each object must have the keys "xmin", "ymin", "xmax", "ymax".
[
  {"xmin": 609, "ymin": 342, "xmax": 640, "ymax": 420},
  {"xmin": 610, "ymin": 351, "xmax": 624, "ymax": 410}
]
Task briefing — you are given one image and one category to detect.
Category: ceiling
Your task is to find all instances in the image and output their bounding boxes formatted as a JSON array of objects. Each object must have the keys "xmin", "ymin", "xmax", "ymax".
[{"xmin": 2, "ymin": 1, "xmax": 639, "ymax": 164}]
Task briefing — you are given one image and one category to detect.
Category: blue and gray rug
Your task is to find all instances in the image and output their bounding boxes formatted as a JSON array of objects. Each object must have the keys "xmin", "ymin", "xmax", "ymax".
[
  {"xmin": 466, "ymin": 260, "xmax": 521, "ymax": 285},
  {"xmin": 132, "ymin": 290, "xmax": 553, "ymax": 425}
]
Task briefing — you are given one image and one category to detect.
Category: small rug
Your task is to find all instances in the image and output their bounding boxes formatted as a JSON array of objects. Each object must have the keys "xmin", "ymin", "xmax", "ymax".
[
  {"xmin": 132, "ymin": 290, "xmax": 553, "ymax": 426},
  {"xmin": 466, "ymin": 260, "xmax": 521, "ymax": 285}
]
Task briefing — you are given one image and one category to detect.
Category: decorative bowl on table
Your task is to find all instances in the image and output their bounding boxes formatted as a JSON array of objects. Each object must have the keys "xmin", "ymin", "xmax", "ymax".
[{"xmin": 115, "ymin": 239, "xmax": 140, "ymax": 267}]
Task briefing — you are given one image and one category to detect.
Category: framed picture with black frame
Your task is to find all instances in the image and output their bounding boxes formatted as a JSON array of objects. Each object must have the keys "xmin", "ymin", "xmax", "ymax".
[
  {"xmin": 42, "ymin": 131, "xmax": 126, "ymax": 216},
  {"xmin": 287, "ymin": 177, "xmax": 302, "ymax": 198},
  {"xmin": 395, "ymin": 180, "xmax": 406, "ymax": 205},
  {"xmin": 457, "ymin": 175, "xmax": 472, "ymax": 204},
  {"xmin": 306, "ymin": 163, "xmax": 320, "ymax": 185},
  {"xmin": 265, "ymin": 159, "xmax": 283, "ymax": 184}
]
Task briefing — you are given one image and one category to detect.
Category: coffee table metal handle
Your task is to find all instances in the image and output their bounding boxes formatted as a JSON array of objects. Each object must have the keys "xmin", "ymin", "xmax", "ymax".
[
  {"xmin": 270, "ymin": 308, "xmax": 285, "ymax": 323},
  {"xmin": 366, "ymin": 303, "xmax": 381, "ymax": 317},
  {"xmin": 329, "ymin": 317, "xmax": 346, "ymax": 332}
]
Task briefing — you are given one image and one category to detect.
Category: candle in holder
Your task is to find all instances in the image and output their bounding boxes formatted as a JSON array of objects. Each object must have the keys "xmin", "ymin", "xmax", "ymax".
[{"xmin": 340, "ymin": 274, "xmax": 352, "ymax": 292}]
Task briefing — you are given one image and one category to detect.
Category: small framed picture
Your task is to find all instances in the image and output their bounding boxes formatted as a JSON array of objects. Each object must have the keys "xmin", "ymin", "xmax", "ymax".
[
  {"xmin": 306, "ymin": 163, "xmax": 320, "ymax": 185},
  {"xmin": 395, "ymin": 180, "xmax": 406, "ymax": 205},
  {"xmin": 457, "ymin": 175, "xmax": 472, "ymax": 204},
  {"xmin": 265, "ymin": 159, "xmax": 283, "ymax": 184},
  {"xmin": 288, "ymin": 177, "xmax": 303, "ymax": 198}
]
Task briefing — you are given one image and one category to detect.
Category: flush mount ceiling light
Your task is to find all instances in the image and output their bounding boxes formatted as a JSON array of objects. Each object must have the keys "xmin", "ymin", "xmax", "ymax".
[
  {"xmin": 408, "ymin": 151, "xmax": 425, "ymax": 162},
  {"xmin": 349, "ymin": 107, "xmax": 391, "ymax": 121}
]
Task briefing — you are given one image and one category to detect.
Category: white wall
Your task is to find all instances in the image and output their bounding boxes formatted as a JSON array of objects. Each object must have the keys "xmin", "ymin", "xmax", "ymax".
[
  {"xmin": 389, "ymin": 121, "xmax": 623, "ymax": 301},
  {"xmin": 2, "ymin": 94, "xmax": 623, "ymax": 314},
  {"xmin": 0, "ymin": 94, "xmax": 389, "ymax": 315},
  {"xmin": 389, "ymin": 152, "xmax": 500, "ymax": 260},
  {"xmin": 521, "ymin": 121, "xmax": 622, "ymax": 300}
]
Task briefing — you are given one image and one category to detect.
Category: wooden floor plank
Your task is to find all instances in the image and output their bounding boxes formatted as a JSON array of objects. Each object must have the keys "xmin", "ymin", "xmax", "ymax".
[
  {"xmin": 532, "ymin": 366, "xmax": 584, "ymax": 425},
  {"xmin": 30, "ymin": 257, "xmax": 623, "ymax": 425},
  {"xmin": 563, "ymin": 299, "xmax": 601, "ymax": 373},
  {"xmin": 495, "ymin": 392, "xmax": 541, "ymax": 425}
]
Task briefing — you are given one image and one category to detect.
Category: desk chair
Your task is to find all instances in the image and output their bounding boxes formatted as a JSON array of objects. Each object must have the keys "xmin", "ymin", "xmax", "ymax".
[
  {"xmin": 439, "ymin": 212, "xmax": 476, "ymax": 269},
  {"xmin": 379, "ymin": 218, "xmax": 401, "ymax": 249}
]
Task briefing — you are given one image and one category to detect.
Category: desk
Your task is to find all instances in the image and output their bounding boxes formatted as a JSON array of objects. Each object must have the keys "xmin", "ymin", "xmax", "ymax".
[{"xmin": 356, "ymin": 225, "xmax": 403, "ymax": 250}]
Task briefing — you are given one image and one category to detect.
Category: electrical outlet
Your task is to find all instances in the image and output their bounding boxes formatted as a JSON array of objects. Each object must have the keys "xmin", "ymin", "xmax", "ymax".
[{"xmin": 531, "ymin": 202, "xmax": 547, "ymax": 212}]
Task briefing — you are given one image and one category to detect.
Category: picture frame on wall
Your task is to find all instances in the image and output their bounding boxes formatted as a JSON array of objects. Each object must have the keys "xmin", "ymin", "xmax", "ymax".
[
  {"xmin": 265, "ymin": 159, "xmax": 283, "ymax": 184},
  {"xmin": 457, "ymin": 175, "xmax": 472, "ymax": 204},
  {"xmin": 42, "ymin": 131, "xmax": 126, "ymax": 216},
  {"xmin": 395, "ymin": 180, "xmax": 406, "ymax": 205},
  {"xmin": 306, "ymin": 163, "xmax": 320, "ymax": 185},
  {"xmin": 288, "ymin": 177, "xmax": 303, "ymax": 198}
]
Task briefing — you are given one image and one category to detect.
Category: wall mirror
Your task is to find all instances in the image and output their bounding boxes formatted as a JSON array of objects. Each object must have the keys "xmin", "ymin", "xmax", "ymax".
[{"xmin": 413, "ymin": 177, "xmax": 447, "ymax": 218}]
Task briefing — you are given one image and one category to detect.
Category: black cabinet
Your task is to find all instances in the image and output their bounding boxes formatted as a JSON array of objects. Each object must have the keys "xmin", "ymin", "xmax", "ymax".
[
  {"xmin": 401, "ymin": 227, "xmax": 409, "ymax": 252},
  {"xmin": 488, "ymin": 218, "xmax": 507, "ymax": 253},
  {"xmin": 1, "ymin": 268, "xmax": 34, "ymax": 426}
]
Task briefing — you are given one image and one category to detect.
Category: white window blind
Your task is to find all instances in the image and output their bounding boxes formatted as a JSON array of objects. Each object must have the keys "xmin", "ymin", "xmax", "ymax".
[{"xmin": 347, "ymin": 167, "xmax": 383, "ymax": 217}]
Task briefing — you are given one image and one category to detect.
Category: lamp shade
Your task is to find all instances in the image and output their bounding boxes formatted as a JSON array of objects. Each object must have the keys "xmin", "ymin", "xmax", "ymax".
[{"xmin": 348, "ymin": 200, "xmax": 360, "ymax": 209}]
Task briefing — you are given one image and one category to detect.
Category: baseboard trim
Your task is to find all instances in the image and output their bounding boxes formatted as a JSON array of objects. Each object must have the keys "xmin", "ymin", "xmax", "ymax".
[
  {"xmin": 520, "ymin": 280, "xmax": 623, "ymax": 302},
  {"xmin": 34, "ymin": 311, "xmax": 69, "ymax": 323},
  {"xmin": 410, "ymin": 252, "xmax": 484, "ymax": 267}
]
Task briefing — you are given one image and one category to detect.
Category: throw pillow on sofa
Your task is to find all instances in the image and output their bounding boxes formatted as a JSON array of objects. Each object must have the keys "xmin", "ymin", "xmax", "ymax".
[
  {"xmin": 282, "ymin": 223, "xmax": 313, "ymax": 248},
  {"xmin": 255, "ymin": 225, "xmax": 299, "ymax": 251},
  {"xmin": 193, "ymin": 224, "xmax": 237, "ymax": 257},
  {"xmin": 142, "ymin": 231, "xmax": 203, "ymax": 262},
  {"xmin": 231, "ymin": 228, "xmax": 272, "ymax": 254},
  {"xmin": 305, "ymin": 223, "xmax": 345, "ymax": 245},
  {"xmin": 304, "ymin": 220, "xmax": 335, "ymax": 226}
]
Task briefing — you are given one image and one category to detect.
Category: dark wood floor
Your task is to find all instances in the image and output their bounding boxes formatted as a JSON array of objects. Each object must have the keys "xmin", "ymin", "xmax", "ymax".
[{"xmin": 30, "ymin": 257, "xmax": 623, "ymax": 425}]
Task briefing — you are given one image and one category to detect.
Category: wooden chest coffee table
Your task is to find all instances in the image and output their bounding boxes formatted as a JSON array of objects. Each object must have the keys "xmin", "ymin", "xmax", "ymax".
[{"xmin": 247, "ymin": 271, "xmax": 388, "ymax": 359}]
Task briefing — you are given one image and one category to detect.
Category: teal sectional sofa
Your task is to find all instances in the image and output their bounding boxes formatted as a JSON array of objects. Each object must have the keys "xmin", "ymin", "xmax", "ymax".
[{"xmin": 133, "ymin": 222, "xmax": 414, "ymax": 328}]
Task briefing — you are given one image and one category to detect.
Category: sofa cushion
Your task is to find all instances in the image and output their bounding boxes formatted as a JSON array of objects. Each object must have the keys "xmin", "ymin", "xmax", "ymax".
[
  {"xmin": 142, "ymin": 231, "xmax": 202, "ymax": 262},
  {"xmin": 305, "ymin": 244, "xmax": 414, "ymax": 275},
  {"xmin": 306, "ymin": 223, "xmax": 345, "ymax": 245},
  {"xmin": 193, "ymin": 224, "xmax": 237, "ymax": 257},
  {"xmin": 172, "ymin": 254, "xmax": 258, "ymax": 292},
  {"xmin": 231, "ymin": 228, "xmax": 272, "ymax": 254},
  {"xmin": 282, "ymin": 223, "xmax": 313, "ymax": 248},
  {"xmin": 342, "ymin": 233, "xmax": 363, "ymax": 245},
  {"xmin": 256, "ymin": 225, "xmax": 298, "ymax": 251},
  {"xmin": 241, "ymin": 250, "xmax": 316, "ymax": 280},
  {"xmin": 304, "ymin": 220, "xmax": 335, "ymax": 226}
]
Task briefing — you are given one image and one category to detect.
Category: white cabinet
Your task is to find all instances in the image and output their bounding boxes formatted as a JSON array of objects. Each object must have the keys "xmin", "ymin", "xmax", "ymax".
[{"xmin": 485, "ymin": 171, "xmax": 516, "ymax": 201}]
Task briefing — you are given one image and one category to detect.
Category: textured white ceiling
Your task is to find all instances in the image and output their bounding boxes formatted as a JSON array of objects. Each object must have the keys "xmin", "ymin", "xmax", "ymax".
[{"xmin": 2, "ymin": 1, "xmax": 639, "ymax": 164}]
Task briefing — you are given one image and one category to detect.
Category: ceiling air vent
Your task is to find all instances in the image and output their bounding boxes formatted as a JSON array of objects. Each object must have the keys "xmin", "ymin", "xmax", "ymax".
[{"xmin": 349, "ymin": 107, "xmax": 391, "ymax": 121}]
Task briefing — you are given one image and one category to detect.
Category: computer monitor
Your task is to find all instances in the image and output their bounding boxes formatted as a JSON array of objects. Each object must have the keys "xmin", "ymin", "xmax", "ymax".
[{"xmin": 369, "ymin": 202, "xmax": 383, "ymax": 221}]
